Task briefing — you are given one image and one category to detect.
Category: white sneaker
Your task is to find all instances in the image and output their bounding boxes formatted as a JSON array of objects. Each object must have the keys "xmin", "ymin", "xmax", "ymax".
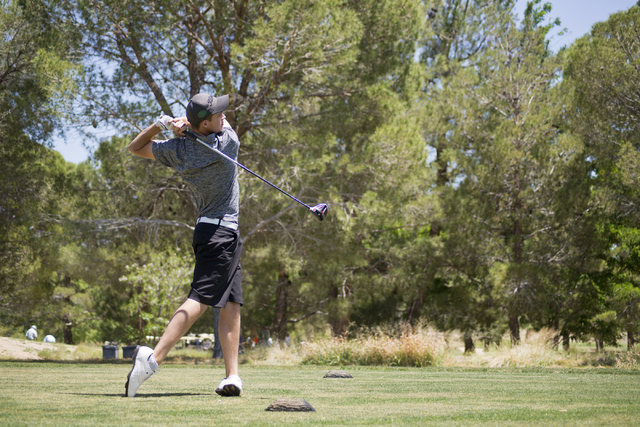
[
  {"xmin": 215, "ymin": 375, "xmax": 243, "ymax": 397},
  {"xmin": 125, "ymin": 346, "xmax": 157, "ymax": 397}
]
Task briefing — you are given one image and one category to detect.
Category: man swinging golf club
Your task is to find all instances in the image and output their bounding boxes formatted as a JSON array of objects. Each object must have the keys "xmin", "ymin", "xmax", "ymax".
[{"xmin": 126, "ymin": 93, "xmax": 243, "ymax": 397}]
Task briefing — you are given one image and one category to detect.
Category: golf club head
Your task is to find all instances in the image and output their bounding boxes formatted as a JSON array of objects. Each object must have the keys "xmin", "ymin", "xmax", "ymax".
[{"xmin": 310, "ymin": 203, "xmax": 328, "ymax": 221}]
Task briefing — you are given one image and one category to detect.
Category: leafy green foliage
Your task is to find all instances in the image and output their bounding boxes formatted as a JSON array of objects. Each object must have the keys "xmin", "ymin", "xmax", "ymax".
[
  {"xmin": 0, "ymin": 0, "xmax": 78, "ymax": 313},
  {"xmin": 564, "ymin": 5, "xmax": 640, "ymax": 348},
  {"xmin": 4, "ymin": 0, "xmax": 640, "ymax": 351},
  {"xmin": 119, "ymin": 251, "xmax": 193, "ymax": 344}
]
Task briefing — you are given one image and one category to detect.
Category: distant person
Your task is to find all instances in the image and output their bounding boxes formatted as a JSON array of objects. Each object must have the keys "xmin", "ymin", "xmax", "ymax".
[
  {"xmin": 25, "ymin": 325, "xmax": 37, "ymax": 340},
  {"xmin": 125, "ymin": 93, "xmax": 243, "ymax": 398},
  {"xmin": 285, "ymin": 334, "xmax": 291, "ymax": 347},
  {"xmin": 43, "ymin": 335, "xmax": 56, "ymax": 343}
]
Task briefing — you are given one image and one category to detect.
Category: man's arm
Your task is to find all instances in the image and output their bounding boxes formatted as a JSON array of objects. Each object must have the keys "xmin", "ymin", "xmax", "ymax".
[
  {"xmin": 129, "ymin": 124, "xmax": 160, "ymax": 159},
  {"xmin": 129, "ymin": 117, "xmax": 189, "ymax": 159}
]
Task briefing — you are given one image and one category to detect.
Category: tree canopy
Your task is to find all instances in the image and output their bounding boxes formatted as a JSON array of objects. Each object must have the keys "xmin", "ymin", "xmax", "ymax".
[{"xmin": 2, "ymin": 0, "xmax": 639, "ymax": 351}]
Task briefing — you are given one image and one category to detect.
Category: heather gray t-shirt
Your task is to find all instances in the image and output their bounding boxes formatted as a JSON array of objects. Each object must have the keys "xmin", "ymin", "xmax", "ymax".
[{"xmin": 152, "ymin": 124, "xmax": 240, "ymax": 223}]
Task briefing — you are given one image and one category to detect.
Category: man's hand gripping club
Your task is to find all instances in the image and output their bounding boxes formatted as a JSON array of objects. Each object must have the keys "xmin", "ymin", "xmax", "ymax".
[
  {"xmin": 155, "ymin": 115, "xmax": 189, "ymax": 134},
  {"xmin": 129, "ymin": 115, "xmax": 189, "ymax": 160}
]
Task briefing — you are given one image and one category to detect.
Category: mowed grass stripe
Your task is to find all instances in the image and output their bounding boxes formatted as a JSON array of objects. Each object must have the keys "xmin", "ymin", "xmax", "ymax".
[{"xmin": 0, "ymin": 363, "xmax": 639, "ymax": 426}]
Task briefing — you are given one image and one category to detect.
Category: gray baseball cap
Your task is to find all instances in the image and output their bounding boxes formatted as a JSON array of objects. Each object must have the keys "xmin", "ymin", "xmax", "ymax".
[{"xmin": 186, "ymin": 93, "xmax": 229, "ymax": 127}]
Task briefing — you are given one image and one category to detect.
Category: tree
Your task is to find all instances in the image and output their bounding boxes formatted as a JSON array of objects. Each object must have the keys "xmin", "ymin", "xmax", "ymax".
[
  {"xmin": 0, "ymin": 0, "xmax": 79, "ymax": 322},
  {"xmin": 54, "ymin": 0, "xmax": 428, "ymax": 340},
  {"xmin": 417, "ymin": 0, "xmax": 603, "ymax": 345},
  {"xmin": 421, "ymin": 0, "xmax": 515, "ymax": 188},
  {"xmin": 38, "ymin": 272, "xmax": 98, "ymax": 345},
  {"xmin": 119, "ymin": 251, "xmax": 193, "ymax": 345},
  {"xmin": 371, "ymin": 0, "xmax": 519, "ymax": 350},
  {"xmin": 564, "ymin": 5, "xmax": 640, "ymax": 350}
]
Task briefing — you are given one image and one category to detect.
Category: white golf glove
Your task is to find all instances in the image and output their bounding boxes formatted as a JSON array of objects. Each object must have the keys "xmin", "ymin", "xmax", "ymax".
[{"xmin": 155, "ymin": 115, "xmax": 175, "ymax": 131}]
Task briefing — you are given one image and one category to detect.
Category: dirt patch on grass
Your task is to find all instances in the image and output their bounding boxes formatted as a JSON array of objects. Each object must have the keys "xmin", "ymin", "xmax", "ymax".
[{"xmin": 0, "ymin": 337, "xmax": 76, "ymax": 360}]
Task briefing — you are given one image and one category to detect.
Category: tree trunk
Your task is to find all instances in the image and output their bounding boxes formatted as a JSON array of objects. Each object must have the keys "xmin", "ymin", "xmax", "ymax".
[
  {"xmin": 116, "ymin": 26, "xmax": 172, "ymax": 115},
  {"xmin": 551, "ymin": 333, "xmax": 559, "ymax": 350},
  {"xmin": 407, "ymin": 271, "xmax": 434, "ymax": 324},
  {"xmin": 510, "ymin": 162, "xmax": 524, "ymax": 347},
  {"xmin": 327, "ymin": 284, "xmax": 349, "ymax": 336},
  {"xmin": 273, "ymin": 271, "xmax": 290, "ymax": 341},
  {"xmin": 63, "ymin": 315, "xmax": 73, "ymax": 345},
  {"xmin": 464, "ymin": 332, "xmax": 475, "ymax": 354},
  {"xmin": 509, "ymin": 313, "xmax": 520, "ymax": 345},
  {"xmin": 435, "ymin": 145, "xmax": 448, "ymax": 186},
  {"xmin": 212, "ymin": 307, "xmax": 223, "ymax": 358},
  {"xmin": 185, "ymin": 13, "xmax": 202, "ymax": 98},
  {"xmin": 595, "ymin": 339, "xmax": 603, "ymax": 352},
  {"xmin": 406, "ymin": 297, "xmax": 423, "ymax": 324},
  {"xmin": 562, "ymin": 332, "xmax": 570, "ymax": 351},
  {"xmin": 628, "ymin": 330, "xmax": 636, "ymax": 351}
]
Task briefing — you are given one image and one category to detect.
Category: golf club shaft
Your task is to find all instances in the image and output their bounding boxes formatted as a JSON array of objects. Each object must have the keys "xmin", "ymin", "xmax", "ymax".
[{"xmin": 184, "ymin": 130, "xmax": 314, "ymax": 211}]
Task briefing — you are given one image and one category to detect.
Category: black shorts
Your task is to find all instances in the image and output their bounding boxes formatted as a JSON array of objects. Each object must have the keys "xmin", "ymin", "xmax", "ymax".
[{"xmin": 188, "ymin": 223, "xmax": 243, "ymax": 308}]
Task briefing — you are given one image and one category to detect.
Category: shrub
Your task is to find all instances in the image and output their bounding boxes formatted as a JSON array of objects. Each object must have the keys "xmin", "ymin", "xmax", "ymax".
[
  {"xmin": 243, "ymin": 342, "xmax": 302, "ymax": 366},
  {"xmin": 301, "ymin": 323, "xmax": 446, "ymax": 367},
  {"xmin": 616, "ymin": 351, "xmax": 640, "ymax": 369},
  {"xmin": 487, "ymin": 328, "xmax": 574, "ymax": 368}
]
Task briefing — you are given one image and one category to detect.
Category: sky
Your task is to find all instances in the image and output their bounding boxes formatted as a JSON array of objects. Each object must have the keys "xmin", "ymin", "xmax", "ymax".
[
  {"xmin": 515, "ymin": 0, "xmax": 638, "ymax": 51},
  {"xmin": 52, "ymin": 0, "xmax": 639, "ymax": 164}
]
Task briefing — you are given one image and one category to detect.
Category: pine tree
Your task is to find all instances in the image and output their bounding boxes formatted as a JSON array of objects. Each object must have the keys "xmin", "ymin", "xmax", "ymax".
[
  {"xmin": 423, "ymin": 0, "xmax": 599, "ymax": 344},
  {"xmin": 564, "ymin": 5, "xmax": 640, "ymax": 349}
]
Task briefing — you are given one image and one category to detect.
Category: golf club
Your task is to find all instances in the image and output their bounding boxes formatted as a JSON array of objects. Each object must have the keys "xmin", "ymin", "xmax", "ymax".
[{"xmin": 183, "ymin": 129, "xmax": 328, "ymax": 221}]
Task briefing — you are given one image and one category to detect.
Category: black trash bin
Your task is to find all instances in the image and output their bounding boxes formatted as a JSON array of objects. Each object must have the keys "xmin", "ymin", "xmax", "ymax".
[
  {"xmin": 102, "ymin": 345, "xmax": 119, "ymax": 360},
  {"xmin": 122, "ymin": 345, "xmax": 137, "ymax": 359}
]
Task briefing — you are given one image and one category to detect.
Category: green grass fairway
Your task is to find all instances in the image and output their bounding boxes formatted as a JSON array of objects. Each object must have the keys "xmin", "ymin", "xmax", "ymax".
[{"xmin": 1, "ymin": 362, "xmax": 639, "ymax": 426}]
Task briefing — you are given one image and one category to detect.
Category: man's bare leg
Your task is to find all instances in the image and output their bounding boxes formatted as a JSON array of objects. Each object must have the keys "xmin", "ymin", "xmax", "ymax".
[
  {"xmin": 154, "ymin": 298, "xmax": 208, "ymax": 364},
  {"xmin": 218, "ymin": 301, "xmax": 241, "ymax": 377}
]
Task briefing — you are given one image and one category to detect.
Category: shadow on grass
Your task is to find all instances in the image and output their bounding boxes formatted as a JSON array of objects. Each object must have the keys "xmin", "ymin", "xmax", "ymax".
[
  {"xmin": 0, "ymin": 358, "xmax": 134, "ymax": 365},
  {"xmin": 63, "ymin": 392, "xmax": 216, "ymax": 398},
  {"xmin": 0, "ymin": 357, "xmax": 224, "ymax": 365}
]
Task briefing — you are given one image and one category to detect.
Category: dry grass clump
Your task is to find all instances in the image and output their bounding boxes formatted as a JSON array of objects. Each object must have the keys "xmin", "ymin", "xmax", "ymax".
[
  {"xmin": 301, "ymin": 323, "xmax": 446, "ymax": 367},
  {"xmin": 243, "ymin": 342, "xmax": 302, "ymax": 366},
  {"xmin": 486, "ymin": 328, "xmax": 576, "ymax": 368},
  {"xmin": 616, "ymin": 351, "xmax": 640, "ymax": 369},
  {"xmin": 444, "ymin": 328, "xmax": 579, "ymax": 368}
]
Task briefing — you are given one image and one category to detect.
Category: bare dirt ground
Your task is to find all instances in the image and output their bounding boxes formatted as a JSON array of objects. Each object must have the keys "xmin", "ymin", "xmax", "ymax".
[{"xmin": 0, "ymin": 337, "xmax": 76, "ymax": 360}]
